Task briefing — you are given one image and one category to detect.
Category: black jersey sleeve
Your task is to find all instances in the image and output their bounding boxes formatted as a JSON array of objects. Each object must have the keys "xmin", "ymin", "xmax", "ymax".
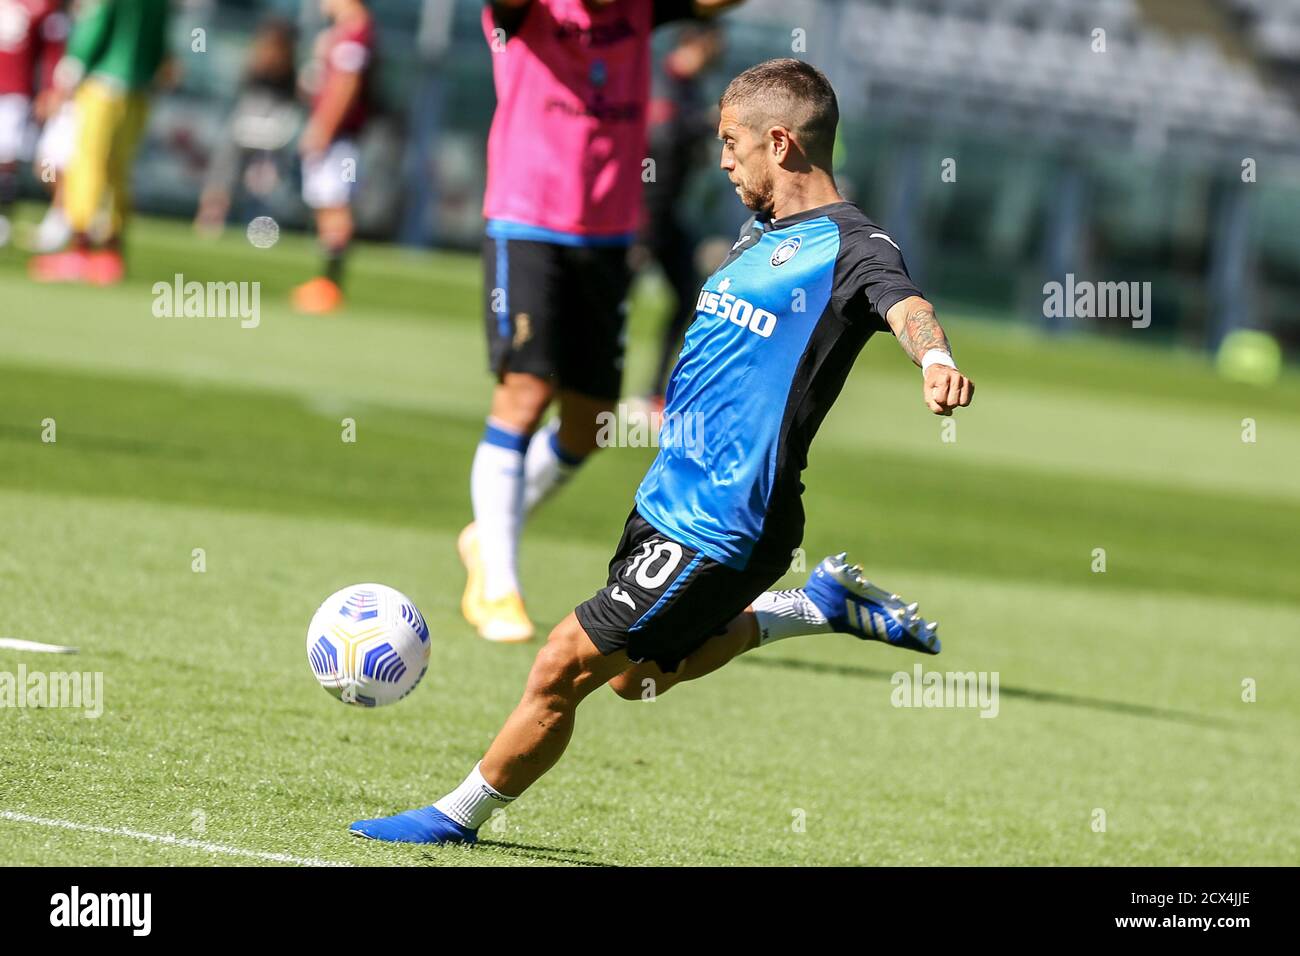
[{"xmin": 833, "ymin": 227, "xmax": 923, "ymax": 332}]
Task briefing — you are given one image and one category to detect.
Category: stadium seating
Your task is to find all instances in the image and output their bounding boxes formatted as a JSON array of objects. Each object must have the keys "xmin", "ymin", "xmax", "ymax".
[
  {"xmin": 1224, "ymin": 0, "xmax": 1300, "ymax": 63},
  {"xmin": 738, "ymin": 0, "xmax": 1300, "ymax": 157}
]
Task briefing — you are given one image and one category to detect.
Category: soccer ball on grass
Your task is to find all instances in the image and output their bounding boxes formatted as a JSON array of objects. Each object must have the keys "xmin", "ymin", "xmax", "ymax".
[{"xmin": 306, "ymin": 583, "xmax": 430, "ymax": 707}]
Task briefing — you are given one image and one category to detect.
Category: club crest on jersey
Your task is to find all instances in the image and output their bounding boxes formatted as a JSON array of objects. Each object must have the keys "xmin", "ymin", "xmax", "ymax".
[{"xmin": 771, "ymin": 236, "xmax": 801, "ymax": 267}]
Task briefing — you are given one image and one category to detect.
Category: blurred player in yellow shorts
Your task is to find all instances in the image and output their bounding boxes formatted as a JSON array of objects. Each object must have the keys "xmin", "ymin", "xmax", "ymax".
[{"xmin": 29, "ymin": 0, "xmax": 168, "ymax": 285}]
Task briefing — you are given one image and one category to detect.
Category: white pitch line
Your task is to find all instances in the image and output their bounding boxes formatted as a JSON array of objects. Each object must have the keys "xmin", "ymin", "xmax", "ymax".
[
  {"xmin": 0, "ymin": 638, "xmax": 79, "ymax": 654},
  {"xmin": 0, "ymin": 811, "xmax": 352, "ymax": 867}
]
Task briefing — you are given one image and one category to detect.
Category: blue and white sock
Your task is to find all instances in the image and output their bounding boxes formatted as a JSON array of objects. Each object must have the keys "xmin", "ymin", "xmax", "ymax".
[
  {"xmin": 523, "ymin": 419, "xmax": 587, "ymax": 515},
  {"xmin": 752, "ymin": 589, "xmax": 831, "ymax": 646},
  {"xmin": 471, "ymin": 419, "xmax": 530, "ymax": 601}
]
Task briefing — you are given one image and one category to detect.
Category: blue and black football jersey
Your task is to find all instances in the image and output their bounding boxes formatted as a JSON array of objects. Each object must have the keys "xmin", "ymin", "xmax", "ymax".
[{"xmin": 635, "ymin": 201, "xmax": 922, "ymax": 570}]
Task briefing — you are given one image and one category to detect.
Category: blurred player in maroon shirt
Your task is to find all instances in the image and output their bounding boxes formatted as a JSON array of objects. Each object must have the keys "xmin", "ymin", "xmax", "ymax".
[
  {"xmin": 291, "ymin": 0, "xmax": 375, "ymax": 314},
  {"xmin": 0, "ymin": 0, "xmax": 67, "ymax": 246}
]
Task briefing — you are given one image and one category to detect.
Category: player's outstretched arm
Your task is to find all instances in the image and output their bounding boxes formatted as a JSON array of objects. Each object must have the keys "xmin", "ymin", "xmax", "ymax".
[{"xmin": 885, "ymin": 295, "xmax": 975, "ymax": 416}]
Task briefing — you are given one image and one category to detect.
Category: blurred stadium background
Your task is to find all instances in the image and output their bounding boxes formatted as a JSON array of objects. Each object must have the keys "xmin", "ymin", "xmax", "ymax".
[{"xmin": 11, "ymin": 0, "xmax": 1300, "ymax": 362}]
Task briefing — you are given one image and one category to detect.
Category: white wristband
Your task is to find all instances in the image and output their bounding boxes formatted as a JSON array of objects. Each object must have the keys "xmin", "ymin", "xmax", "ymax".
[{"xmin": 921, "ymin": 349, "xmax": 957, "ymax": 373}]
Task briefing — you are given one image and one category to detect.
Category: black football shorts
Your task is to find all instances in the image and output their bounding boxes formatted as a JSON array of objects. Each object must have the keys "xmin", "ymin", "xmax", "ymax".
[
  {"xmin": 482, "ymin": 235, "xmax": 632, "ymax": 400},
  {"xmin": 575, "ymin": 508, "xmax": 790, "ymax": 673}
]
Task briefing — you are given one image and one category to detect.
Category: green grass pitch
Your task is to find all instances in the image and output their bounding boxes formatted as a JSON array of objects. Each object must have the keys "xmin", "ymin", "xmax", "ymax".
[{"xmin": 0, "ymin": 214, "xmax": 1297, "ymax": 866}]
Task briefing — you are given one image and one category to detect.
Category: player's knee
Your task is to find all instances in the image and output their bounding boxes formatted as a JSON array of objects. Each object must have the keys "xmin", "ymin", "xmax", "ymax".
[
  {"xmin": 608, "ymin": 674, "xmax": 642, "ymax": 700},
  {"xmin": 526, "ymin": 645, "xmax": 576, "ymax": 702},
  {"xmin": 609, "ymin": 669, "xmax": 670, "ymax": 701},
  {"xmin": 322, "ymin": 223, "xmax": 352, "ymax": 248},
  {"xmin": 494, "ymin": 376, "xmax": 553, "ymax": 432},
  {"xmin": 525, "ymin": 624, "xmax": 590, "ymax": 704},
  {"xmin": 316, "ymin": 210, "xmax": 352, "ymax": 248}
]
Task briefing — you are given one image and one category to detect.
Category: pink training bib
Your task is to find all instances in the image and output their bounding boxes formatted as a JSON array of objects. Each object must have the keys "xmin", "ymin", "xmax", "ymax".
[{"xmin": 481, "ymin": 0, "xmax": 657, "ymax": 241}]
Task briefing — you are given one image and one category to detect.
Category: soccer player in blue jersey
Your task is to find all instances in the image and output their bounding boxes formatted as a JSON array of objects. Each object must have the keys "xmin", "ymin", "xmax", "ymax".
[{"xmin": 351, "ymin": 59, "xmax": 975, "ymax": 844}]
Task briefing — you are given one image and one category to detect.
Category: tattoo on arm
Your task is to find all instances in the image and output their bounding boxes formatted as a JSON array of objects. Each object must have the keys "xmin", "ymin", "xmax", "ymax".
[{"xmin": 896, "ymin": 306, "xmax": 951, "ymax": 367}]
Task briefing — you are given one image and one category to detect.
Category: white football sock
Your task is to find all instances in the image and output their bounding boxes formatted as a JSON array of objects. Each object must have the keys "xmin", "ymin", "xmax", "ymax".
[
  {"xmin": 752, "ymin": 588, "xmax": 831, "ymax": 646},
  {"xmin": 434, "ymin": 762, "xmax": 515, "ymax": 829},
  {"xmin": 523, "ymin": 420, "xmax": 586, "ymax": 515},
  {"xmin": 35, "ymin": 207, "xmax": 69, "ymax": 250},
  {"xmin": 471, "ymin": 419, "xmax": 529, "ymax": 600}
]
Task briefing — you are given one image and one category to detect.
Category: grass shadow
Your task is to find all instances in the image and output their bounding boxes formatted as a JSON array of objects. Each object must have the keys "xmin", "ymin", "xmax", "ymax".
[
  {"xmin": 740, "ymin": 656, "xmax": 1234, "ymax": 729},
  {"xmin": 0, "ymin": 423, "xmax": 202, "ymax": 460},
  {"xmin": 426, "ymin": 839, "xmax": 618, "ymax": 868}
]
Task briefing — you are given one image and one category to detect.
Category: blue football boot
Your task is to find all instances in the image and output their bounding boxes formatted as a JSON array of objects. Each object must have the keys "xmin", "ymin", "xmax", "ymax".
[
  {"xmin": 349, "ymin": 806, "xmax": 478, "ymax": 845},
  {"xmin": 803, "ymin": 552, "xmax": 941, "ymax": 655}
]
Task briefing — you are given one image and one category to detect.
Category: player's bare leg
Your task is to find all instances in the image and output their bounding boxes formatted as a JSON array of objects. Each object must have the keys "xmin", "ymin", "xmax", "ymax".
[
  {"xmin": 490, "ymin": 371, "xmax": 553, "ymax": 435},
  {"xmin": 555, "ymin": 389, "xmax": 614, "ymax": 457},
  {"xmin": 350, "ymin": 614, "xmax": 628, "ymax": 843},
  {"xmin": 478, "ymin": 613, "xmax": 630, "ymax": 793},
  {"xmin": 608, "ymin": 611, "xmax": 759, "ymax": 700}
]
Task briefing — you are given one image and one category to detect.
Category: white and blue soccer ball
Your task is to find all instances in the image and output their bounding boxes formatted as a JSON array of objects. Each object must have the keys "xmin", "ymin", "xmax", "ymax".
[{"xmin": 306, "ymin": 583, "xmax": 431, "ymax": 707}]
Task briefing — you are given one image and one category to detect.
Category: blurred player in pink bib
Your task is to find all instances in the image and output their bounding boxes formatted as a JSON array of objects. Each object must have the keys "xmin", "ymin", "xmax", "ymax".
[{"xmin": 461, "ymin": 0, "xmax": 744, "ymax": 644}]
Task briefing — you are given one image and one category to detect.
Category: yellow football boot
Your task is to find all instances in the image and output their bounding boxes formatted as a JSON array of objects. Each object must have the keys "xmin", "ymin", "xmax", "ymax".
[
  {"xmin": 476, "ymin": 591, "xmax": 535, "ymax": 644},
  {"xmin": 458, "ymin": 523, "xmax": 485, "ymax": 628}
]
